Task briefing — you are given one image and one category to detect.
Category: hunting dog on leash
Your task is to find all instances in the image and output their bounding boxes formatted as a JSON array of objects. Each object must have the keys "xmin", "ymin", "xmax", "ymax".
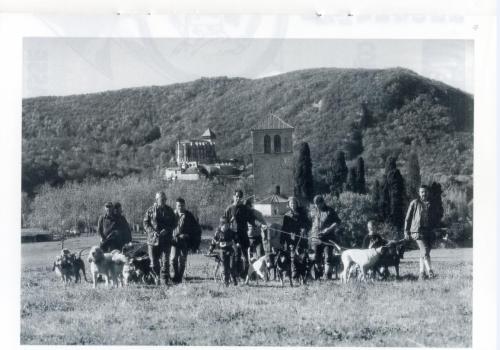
[
  {"xmin": 270, "ymin": 249, "xmax": 293, "ymax": 287},
  {"xmin": 88, "ymin": 246, "xmax": 128, "ymax": 288},
  {"xmin": 123, "ymin": 256, "xmax": 156, "ymax": 285},
  {"xmin": 52, "ymin": 248, "xmax": 88, "ymax": 284},
  {"xmin": 340, "ymin": 246, "xmax": 388, "ymax": 283},
  {"xmin": 373, "ymin": 240, "xmax": 406, "ymax": 279},
  {"xmin": 245, "ymin": 254, "xmax": 273, "ymax": 285}
]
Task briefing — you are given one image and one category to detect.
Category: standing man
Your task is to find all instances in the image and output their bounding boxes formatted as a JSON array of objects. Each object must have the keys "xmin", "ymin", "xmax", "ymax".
[
  {"xmin": 224, "ymin": 189, "xmax": 254, "ymax": 278},
  {"xmin": 170, "ymin": 197, "xmax": 202, "ymax": 283},
  {"xmin": 281, "ymin": 196, "xmax": 311, "ymax": 283},
  {"xmin": 98, "ymin": 201, "xmax": 120, "ymax": 252},
  {"xmin": 143, "ymin": 191, "xmax": 177, "ymax": 285},
  {"xmin": 404, "ymin": 185, "xmax": 436, "ymax": 280},
  {"xmin": 114, "ymin": 202, "xmax": 132, "ymax": 250},
  {"xmin": 310, "ymin": 195, "xmax": 341, "ymax": 280}
]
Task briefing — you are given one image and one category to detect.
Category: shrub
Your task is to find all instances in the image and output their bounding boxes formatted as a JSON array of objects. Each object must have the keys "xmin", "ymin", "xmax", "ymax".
[{"xmin": 325, "ymin": 192, "xmax": 376, "ymax": 247}]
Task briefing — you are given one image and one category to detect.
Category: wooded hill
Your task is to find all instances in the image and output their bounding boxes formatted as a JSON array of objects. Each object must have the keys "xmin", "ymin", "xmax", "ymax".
[{"xmin": 22, "ymin": 67, "xmax": 473, "ymax": 195}]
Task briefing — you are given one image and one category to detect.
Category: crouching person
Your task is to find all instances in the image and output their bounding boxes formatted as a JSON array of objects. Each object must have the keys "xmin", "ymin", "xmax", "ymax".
[
  {"xmin": 170, "ymin": 197, "xmax": 202, "ymax": 284},
  {"xmin": 143, "ymin": 191, "xmax": 177, "ymax": 285},
  {"xmin": 209, "ymin": 216, "xmax": 239, "ymax": 287}
]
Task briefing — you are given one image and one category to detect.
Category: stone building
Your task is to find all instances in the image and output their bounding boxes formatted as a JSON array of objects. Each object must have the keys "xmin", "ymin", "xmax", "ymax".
[
  {"xmin": 251, "ymin": 115, "xmax": 294, "ymax": 200},
  {"xmin": 175, "ymin": 128, "xmax": 217, "ymax": 166}
]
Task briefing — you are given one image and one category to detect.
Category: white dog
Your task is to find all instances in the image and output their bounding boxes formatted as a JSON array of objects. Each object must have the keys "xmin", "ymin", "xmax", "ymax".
[
  {"xmin": 340, "ymin": 246, "xmax": 387, "ymax": 283},
  {"xmin": 87, "ymin": 246, "xmax": 128, "ymax": 288},
  {"xmin": 245, "ymin": 254, "xmax": 273, "ymax": 285}
]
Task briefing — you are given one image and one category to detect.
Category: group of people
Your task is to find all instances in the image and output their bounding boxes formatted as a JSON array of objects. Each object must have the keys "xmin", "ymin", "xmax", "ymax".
[
  {"xmin": 98, "ymin": 184, "xmax": 437, "ymax": 287},
  {"xmin": 209, "ymin": 190, "xmax": 343, "ymax": 286},
  {"xmin": 97, "ymin": 193, "xmax": 202, "ymax": 285}
]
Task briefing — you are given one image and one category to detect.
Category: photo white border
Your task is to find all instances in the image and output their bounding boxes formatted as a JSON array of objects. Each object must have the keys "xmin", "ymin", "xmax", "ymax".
[{"xmin": 0, "ymin": 5, "xmax": 496, "ymax": 350}]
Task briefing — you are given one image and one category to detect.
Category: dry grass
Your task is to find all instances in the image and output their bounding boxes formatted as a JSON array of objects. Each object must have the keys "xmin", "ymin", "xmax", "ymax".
[{"xmin": 21, "ymin": 236, "xmax": 472, "ymax": 346}]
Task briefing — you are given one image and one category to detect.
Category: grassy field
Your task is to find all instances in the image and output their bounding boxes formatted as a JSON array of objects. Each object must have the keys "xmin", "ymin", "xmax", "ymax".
[{"xmin": 21, "ymin": 235, "xmax": 472, "ymax": 347}]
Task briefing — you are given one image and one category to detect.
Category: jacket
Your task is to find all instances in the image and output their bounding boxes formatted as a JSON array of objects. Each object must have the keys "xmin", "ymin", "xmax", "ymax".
[
  {"xmin": 281, "ymin": 207, "xmax": 310, "ymax": 250},
  {"xmin": 143, "ymin": 203, "xmax": 177, "ymax": 246},
  {"xmin": 97, "ymin": 214, "xmax": 118, "ymax": 241},
  {"xmin": 173, "ymin": 210, "xmax": 202, "ymax": 251},
  {"xmin": 404, "ymin": 199, "xmax": 432, "ymax": 235}
]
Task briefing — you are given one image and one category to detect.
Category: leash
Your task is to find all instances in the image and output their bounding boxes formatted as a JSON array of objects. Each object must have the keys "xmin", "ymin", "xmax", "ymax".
[{"xmin": 266, "ymin": 227, "xmax": 342, "ymax": 249}]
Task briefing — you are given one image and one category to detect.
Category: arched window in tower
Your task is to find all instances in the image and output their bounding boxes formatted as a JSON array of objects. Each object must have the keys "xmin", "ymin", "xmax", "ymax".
[
  {"xmin": 264, "ymin": 135, "xmax": 271, "ymax": 153},
  {"xmin": 274, "ymin": 135, "xmax": 281, "ymax": 153}
]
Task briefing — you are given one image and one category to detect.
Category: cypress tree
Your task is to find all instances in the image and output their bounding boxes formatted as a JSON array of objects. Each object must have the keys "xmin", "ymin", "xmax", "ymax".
[
  {"xmin": 356, "ymin": 157, "xmax": 367, "ymax": 194},
  {"xmin": 381, "ymin": 156, "xmax": 406, "ymax": 236},
  {"xmin": 346, "ymin": 129, "xmax": 363, "ymax": 160},
  {"xmin": 294, "ymin": 142, "xmax": 314, "ymax": 203},
  {"xmin": 372, "ymin": 180, "xmax": 382, "ymax": 219},
  {"xmin": 328, "ymin": 151, "xmax": 348, "ymax": 197},
  {"xmin": 346, "ymin": 166, "xmax": 357, "ymax": 192},
  {"xmin": 429, "ymin": 182, "xmax": 444, "ymax": 229},
  {"xmin": 407, "ymin": 152, "xmax": 421, "ymax": 200}
]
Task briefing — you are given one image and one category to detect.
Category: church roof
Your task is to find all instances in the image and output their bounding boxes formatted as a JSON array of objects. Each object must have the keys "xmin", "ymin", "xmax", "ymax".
[
  {"xmin": 256, "ymin": 193, "xmax": 289, "ymax": 204},
  {"xmin": 201, "ymin": 128, "xmax": 216, "ymax": 139},
  {"xmin": 252, "ymin": 115, "xmax": 294, "ymax": 131}
]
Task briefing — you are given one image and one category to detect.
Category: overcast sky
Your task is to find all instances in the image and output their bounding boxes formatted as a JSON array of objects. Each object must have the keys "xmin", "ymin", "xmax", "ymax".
[{"xmin": 23, "ymin": 38, "xmax": 473, "ymax": 98}]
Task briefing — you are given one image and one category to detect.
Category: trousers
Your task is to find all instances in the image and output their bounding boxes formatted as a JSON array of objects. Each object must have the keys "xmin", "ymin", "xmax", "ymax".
[
  {"xmin": 148, "ymin": 239, "xmax": 172, "ymax": 284},
  {"xmin": 170, "ymin": 238, "xmax": 189, "ymax": 282}
]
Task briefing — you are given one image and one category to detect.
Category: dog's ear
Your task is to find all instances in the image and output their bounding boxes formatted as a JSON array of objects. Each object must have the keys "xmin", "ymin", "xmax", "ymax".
[{"xmin": 87, "ymin": 255, "xmax": 93, "ymax": 263}]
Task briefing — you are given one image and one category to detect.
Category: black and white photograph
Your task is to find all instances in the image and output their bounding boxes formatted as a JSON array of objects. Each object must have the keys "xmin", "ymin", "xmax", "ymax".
[{"xmin": 3, "ymin": 9, "xmax": 494, "ymax": 348}]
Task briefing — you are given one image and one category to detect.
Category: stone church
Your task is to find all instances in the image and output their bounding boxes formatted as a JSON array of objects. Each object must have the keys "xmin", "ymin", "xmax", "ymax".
[{"xmin": 252, "ymin": 115, "xmax": 294, "ymax": 201}]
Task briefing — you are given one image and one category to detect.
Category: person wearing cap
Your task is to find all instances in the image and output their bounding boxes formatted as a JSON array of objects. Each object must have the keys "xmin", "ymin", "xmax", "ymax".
[
  {"xmin": 113, "ymin": 202, "xmax": 132, "ymax": 250},
  {"xmin": 170, "ymin": 197, "xmax": 202, "ymax": 283},
  {"xmin": 223, "ymin": 189, "xmax": 254, "ymax": 278},
  {"xmin": 245, "ymin": 198, "xmax": 267, "ymax": 259},
  {"xmin": 143, "ymin": 191, "xmax": 177, "ymax": 285},
  {"xmin": 97, "ymin": 201, "xmax": 121, "ymax": 252},
  {"xmin": 310, "ymin": 195, "xmax": 341, "ymax": 280},
  {"xmin": 208, "ymin": 216, "xmax": 239, "ymax": 286}
]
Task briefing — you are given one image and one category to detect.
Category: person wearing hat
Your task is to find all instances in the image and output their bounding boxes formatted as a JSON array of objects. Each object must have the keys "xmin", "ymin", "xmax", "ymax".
[
  {"xmin": 113, "ymin": 202, "xmax": 132, "ymax": 250},
  {"xmin": 310, "ymin": 195, "xmax": 341, "ymax": 280},
  {"xmin": 208, "ymin": 216, "xmax": 239, "ymax": 286},
  {"xmin": 143, "ymin": 191, "xmax": 177, "ymax": 285},
  {"xmin": 97, "ymin": 201, "xmax": 120, "ymax": 252}
]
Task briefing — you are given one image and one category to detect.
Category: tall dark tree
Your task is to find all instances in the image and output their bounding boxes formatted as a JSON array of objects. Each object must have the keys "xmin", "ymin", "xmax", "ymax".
[
  {"xmin": 407, "ymin": 152, "xmax": 421, "ymax": 200},
  {"xmin": 345, "ymin": 166, "xmax": 357, "ymax": 192},
  {"xmin": 381, "ymin": 156, "xmax": 406, "ymax": 236},
  {"xmin": 327, "ymin": 150, "xmax": 348, "ymax": 197},
  {"xmin": 429, "ymin": 182, "xmax": 444, "ymax": 229},
  {"xmin": 356, "ymin": 157, "xmax": 367, "ymax": 194},
  {"xmin": 345, "ymin": 129, "xmax": 363, "ymax": 160},
  {"xmin": 372, "ymin": 180, "xmax": 382, "ymax": 219},
  {"xmin": 294, "ymin": 142, "xmax": 314, "ymax": 203}
]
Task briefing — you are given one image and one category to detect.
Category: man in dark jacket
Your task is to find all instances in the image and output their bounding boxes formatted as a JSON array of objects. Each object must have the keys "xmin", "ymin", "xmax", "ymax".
[
  {"xmin": 170, "ymin": 197, "xmax": 202, "ymax": 283},
  {"xmin": 114, "ymin": 202, "xmax": 132, "ymax": 250},
  {"xmin": 404, "ymin": 185, "xmax": 436, "ymax": 280},
  {"xmin": 143, "ymin": 191, "xmax": 177, "ymax": 285},
  {"xmin": 224, "ymin": 189, "xmax": 254, "ymax": 278},
  {"xmin": 310, "ymin": 195, "xmax": 341, "ymax": 280},
  {"xmin": 98, "ymin": 201, "xmax": 121, "ymax": 252},
  {"xmin": 281, "ymin": 196, "xmax": 311, "ymax": 283}
]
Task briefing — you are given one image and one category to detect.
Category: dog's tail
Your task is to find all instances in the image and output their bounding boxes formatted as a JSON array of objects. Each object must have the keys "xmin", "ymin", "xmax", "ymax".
[{"xmin": 78, "ymin": 247, "xmax": 90, "ymax": 258}]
